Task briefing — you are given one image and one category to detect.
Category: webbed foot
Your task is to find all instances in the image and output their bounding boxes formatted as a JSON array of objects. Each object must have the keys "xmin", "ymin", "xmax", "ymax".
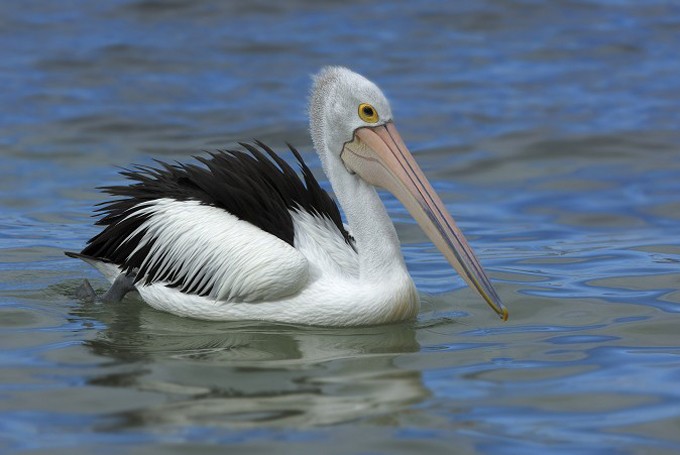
[
  {"xmin": 75, "ymin": 279, "xmax": 98, "ymax": 302},
  {"xmin": 74, "ymin": 273, "xmax": 136, "ymax": 303}
]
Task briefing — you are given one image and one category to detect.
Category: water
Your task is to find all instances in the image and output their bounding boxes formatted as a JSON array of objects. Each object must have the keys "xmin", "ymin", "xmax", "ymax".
[{"xmin": 1, "ymin": 0, "xmax": 680, "ymax": 453}]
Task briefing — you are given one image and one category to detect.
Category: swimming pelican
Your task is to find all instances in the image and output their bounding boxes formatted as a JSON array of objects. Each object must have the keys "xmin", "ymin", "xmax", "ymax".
[{"xmin": 67, "ymin": 66, "xmax": 507, "ymax": 326}]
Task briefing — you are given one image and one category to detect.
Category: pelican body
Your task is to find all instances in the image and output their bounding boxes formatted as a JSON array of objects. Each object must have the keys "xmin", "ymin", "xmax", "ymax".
[{"xmin": 67, "ymin": 67, "xmax": 507, "ymax": 326}]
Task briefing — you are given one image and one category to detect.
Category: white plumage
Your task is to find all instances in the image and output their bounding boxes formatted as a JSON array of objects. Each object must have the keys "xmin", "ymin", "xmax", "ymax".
[
  {"xmin": 124, "ymin": 198, "xmax": 309, "ymax": 302},
  {"xmin": 90, "ymin": 197, "xmax": 418, "ymax": 326}
]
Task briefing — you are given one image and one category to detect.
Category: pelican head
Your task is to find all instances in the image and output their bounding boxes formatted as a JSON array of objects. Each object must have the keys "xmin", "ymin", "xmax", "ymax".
[{"xmin": 309, "ymin": 66, "xmax": 507, "ymax": 321}]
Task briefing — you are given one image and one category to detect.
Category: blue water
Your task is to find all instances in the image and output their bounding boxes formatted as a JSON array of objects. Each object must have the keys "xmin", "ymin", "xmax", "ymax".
[{"xmin": 2, "ymin": 1, "xmax": 680, "ymax": 453}]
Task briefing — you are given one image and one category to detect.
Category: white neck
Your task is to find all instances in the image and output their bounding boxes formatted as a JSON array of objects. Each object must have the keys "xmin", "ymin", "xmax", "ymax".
[{"xmin": 325, "ymin": 157, "xmax": 409, "ymax": 280}]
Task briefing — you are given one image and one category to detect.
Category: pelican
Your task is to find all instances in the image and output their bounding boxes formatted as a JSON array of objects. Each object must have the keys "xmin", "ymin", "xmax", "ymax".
[{"xmin": 67, "ymin": 66, "xmax": 507, "ymax": 326}]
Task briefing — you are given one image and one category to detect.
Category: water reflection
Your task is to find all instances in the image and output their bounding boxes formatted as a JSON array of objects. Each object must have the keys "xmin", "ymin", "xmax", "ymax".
[{"xmin": 75, "ymin": 296, "xmax": 427, "ymax": 427}]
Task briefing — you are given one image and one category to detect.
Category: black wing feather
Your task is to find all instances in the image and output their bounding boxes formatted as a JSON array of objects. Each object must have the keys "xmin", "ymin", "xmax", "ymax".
[{"xmin": 80, "ymin": 142, "xmax": 351, "ymax": 296}]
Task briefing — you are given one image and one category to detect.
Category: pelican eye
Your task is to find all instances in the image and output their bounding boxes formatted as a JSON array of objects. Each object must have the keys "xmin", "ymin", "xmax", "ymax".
[{"xmin": 358, "ymin": 103, "xmax": 379, "ymax": 123}]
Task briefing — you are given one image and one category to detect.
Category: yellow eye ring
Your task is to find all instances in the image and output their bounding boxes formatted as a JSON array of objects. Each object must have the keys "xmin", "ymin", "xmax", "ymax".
[{"xmin": 358, "ymin": 103, "xmax": 379, "ymax": 123}]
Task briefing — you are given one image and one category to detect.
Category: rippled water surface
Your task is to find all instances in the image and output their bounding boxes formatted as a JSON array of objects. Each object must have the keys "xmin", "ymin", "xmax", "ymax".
[{"xmin": 2, "ymin": 1, "xmax": 680, "ymax": 453}]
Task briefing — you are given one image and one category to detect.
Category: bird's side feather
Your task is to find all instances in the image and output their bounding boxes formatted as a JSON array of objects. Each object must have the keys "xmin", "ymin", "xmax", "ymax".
[{"xmin": 108, "ymin": 198, "xmax": 309, "ymax": 301}]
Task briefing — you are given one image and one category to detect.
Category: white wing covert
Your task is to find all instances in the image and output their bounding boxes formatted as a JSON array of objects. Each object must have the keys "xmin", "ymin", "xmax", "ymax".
[{"xmin": 125, "ymin": 199, "xmax": 309, "ymax": 302}]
